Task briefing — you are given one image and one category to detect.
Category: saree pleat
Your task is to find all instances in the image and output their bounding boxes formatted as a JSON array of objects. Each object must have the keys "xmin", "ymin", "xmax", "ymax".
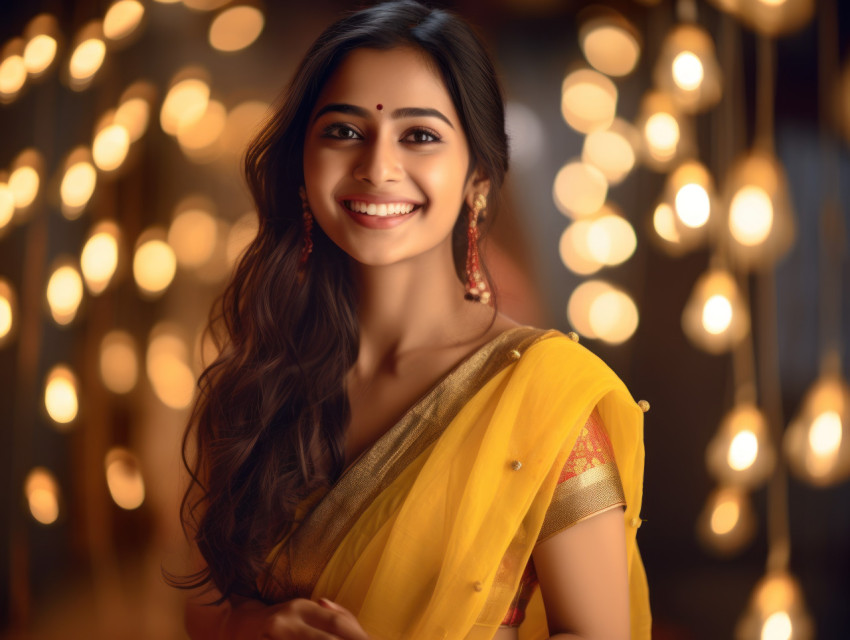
[{"xmin": 262, "ymin": 327, "xmax": 650, "ymax": 639}]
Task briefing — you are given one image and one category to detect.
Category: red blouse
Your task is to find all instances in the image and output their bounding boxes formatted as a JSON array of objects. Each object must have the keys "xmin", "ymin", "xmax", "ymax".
[{"xmin": 499, "ymin": 408, "xmax": 625, "ymax": 627}]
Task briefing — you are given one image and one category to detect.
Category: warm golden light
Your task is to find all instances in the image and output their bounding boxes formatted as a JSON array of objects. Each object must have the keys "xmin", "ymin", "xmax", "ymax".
[
  {"xmin": 672, "ymin": 51, "xmax": 704, "ymax": 91},
  {"xmin": 9, "ymin": 166, "xmax": 40, "ymax": 209},
  {"xmin": 0, "ymin": 54, "xmax": 27, "ymax": 99},
  {"xmin": 697, "ymin": 486, "xmax": 756, "ymax": 555},
  {"xmin": 103, "ymin": 0, "xmax": 145, "ymax": 41},
  {"xmin": 637, "ymin": 91, "xmax": 692, "ymax": 171},
  {"xmin": 46, "ymin": 264, "xmax": 84, "ymax": 325},
  {"xmin": 707, "ymin": 403, "xmax": 775, "ymax": 488},
  {"xmin": 588, "ymin": 289, "xmax": 639, "ymax": 344},
  {"xmin": 183, "ymin": 0, "xmax": 230, "ymax": 9},
  {"xmin": 209, "ymin": 6, "xmax": 265, "ymax": 52},
  {"xmin": 729, "ymin": 185, "xmax": 774, "ymax": 246},
  {"xmin": 147, "ymin": 327, "xmax": 196, "ymax": 409},
  {"xmin": 160, "ymin": 75, "xmax": 211, "ymax": 136},
  {"xmin": 561, "ymin": 69, "xmax": 617, "ymax": 134},
  {"xmin": 675, "ymin": 183, "xmax": 710, "ymax": 228},
  {"xmin": 682, "ymin": 269, "xmax": 749, "ymax": 354},
  {"xmin": 133, "ymin": 231, "xmax": 177, "ymax": 296},
  {"xmin": 105, "ymin": 448, "xmax": 145, "ymax": 510},
  {"xmin": 582, "ymin": 119, "xmax": 637, "ymax": 185},
  {"xmin": 223, "ymin": 100, "xmax": 269, "ymax": 155},
  {"xmin": 559, "ymin": 220, "xmax": 603, "ymax": 276},
  {"xmin": 168, "ymin": 205, "xmax": 218, "ymax": 268},
  {"xmin": 0, "ymin": 182, "xmax": 14, "ymax": 230},
  {"xmin": 69, "ymin": 38, "xmax": 106, "ymax": 82},
  {"xmin": 736, "ymin": 571, "xmax": 814, "ymax": 640},
  {"xmin": 735, "ymin": 0, "xmax": 814, "ymax": 36},
  {"xmin": 92, "ymin": 123, "xmax": 131, "ymax": 171},
  {"xmin": 0, "ymin": 280, "xmax": 15, "ymax": 346},
  {"xmin": 100, "ymin": 330, "xmax": 138, "ymax": 394},
  {"xmin": 44, "ymin": 365, "xmax": 79, "ymax": 426},
  {"xmin": 586, "ymin": 210, "xmax": 637, "ymax": 266},
  {"xmin": 115, "ymin": 97, "xmax": 150, "ymax": 142},
  {"xmin": 761, "ymin": 611, "xmax": 792, "ymax": 640},
  {"xmin": 645, "ymin": 113, "xmax": 680, "ymax": 160},
  {"xmin": 553, "ymin": 161, "xmax": 608, "ymax": 218},
  {"xmin": 25, "ymin": 468, "xmax": 60, "ymax": 525},
  {"xmin": 808, "ymin": 411, "xmax": 842, "ymax": 456},
  {"xmin": 80, "ymin": 223, "xmax": 120, "ymax": 294},
  {"xmin": 653, "ymin": 202, "xmax": 681, "ymax": 244},
  {"xmin": 702, "ymin": 294, "xmax": 733, "ymax": 335},
  {"xmin": 567, "ymin": 280, "xmax": 612, "ymax": 339},
  {"xmin": 23, "ymin": 34, "xmax": 57, "ymax": 75},
  {"xmin": 60, "ymin": 160, "xmax": 97, "ymax": 215},
  {"xmin": 579, "ymin": 18, "xmax": 641, "ymax": 77},
  {"xmin": 664, "ymin": 161, "xmax": 716, "ymax": 249},
  {"xmin": 728, "ymin": 429, "xmax": 759, "ymax": 471},
  {"xmin": 177, "ymin": 99, "xmax": 227, "ymax": 162}
]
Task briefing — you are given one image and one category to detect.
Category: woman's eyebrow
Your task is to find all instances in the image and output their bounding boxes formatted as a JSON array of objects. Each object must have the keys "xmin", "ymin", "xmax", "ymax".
[{"xmin": 313, "ymin": 103, "xmax": 454, "ymax": 129}]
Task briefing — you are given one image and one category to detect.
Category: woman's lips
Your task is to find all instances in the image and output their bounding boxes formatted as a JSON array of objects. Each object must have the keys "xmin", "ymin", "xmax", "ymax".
[{"xmin": 338, "ymin": 198, "xmax": 421, "ymax": 229}]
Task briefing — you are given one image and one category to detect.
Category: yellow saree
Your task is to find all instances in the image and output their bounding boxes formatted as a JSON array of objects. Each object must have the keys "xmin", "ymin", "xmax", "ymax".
[{"xmin": 261, "ymin": 327, "xmax": 650, "ymax": 639}]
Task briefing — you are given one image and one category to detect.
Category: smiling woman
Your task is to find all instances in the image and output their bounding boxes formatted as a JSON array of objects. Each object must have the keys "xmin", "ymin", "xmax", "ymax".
[{"xmin": 172, "ymin": 2, "xmax": 649, "ymax": 639}]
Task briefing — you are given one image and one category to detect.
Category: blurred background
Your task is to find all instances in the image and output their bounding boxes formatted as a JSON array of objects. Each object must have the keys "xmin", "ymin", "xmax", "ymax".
[{"xmin": 1, "ymin": 0, "xmax": 849, "ymax": 638}]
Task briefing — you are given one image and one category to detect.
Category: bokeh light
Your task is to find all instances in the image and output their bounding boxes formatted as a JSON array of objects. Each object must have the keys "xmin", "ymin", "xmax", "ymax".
[
  {"xmin": 209, "ymin": 6, "xmax": 265, "ymax": 52},
  {"xmin": 582, "ymin": 118, "xmax": 638, "ymax": 185},
  {"xmin": 25, "ymin": 467, "xmax": 60, "ymax": 525},
  {"xmin": 0, "ymin": 49, "xmax": 27, "ymax": 101},
  {"xmin": 707, "ymin": 404, "xmax": 775, "ymax": 487},
  {"xmin": 133, "ymin": 229, "xmax": 177, "ymax": 296},
  {"xmin": 559, "ymin": 220, "xmax": 603, "ymax": 276},
  {"xmin": 46, "ymin": 262, "xmax": 84, "ymax": 325},
  {"xmin": 0, "ymin": 279, "xmax": 16, "ymax": 347},
  {"xmin": 147, "ymin": 325, "xmax": 196, "ymax": 410},
  {"xmin": 80, "ymin": 221, "xmax": 121, "ymax": 294},
  {"xmin": 116, "ymin": 81, "xmax": 156, "ymax": 142},
  {"xmin": 160, "ymin": 72, "xmax": 211, "ymax": 135},
  {"xmin": 568, "ymin": 280, "xmax": 638, "ymax": 344},
  {"xmin": 729, "ymin": 185, "xmax": 774, "ymax": 247},
  {"xmin": 697, "ymin": 486, "xmax": 756, "ymax": 555},
  {"xmin": 103, "ymin": 0, "xmax": 145, "ymax": 41},
  {"xmin": 654, "ymin": 24, "xmax": 723, "ymax": 113},
  {"xmin": 561, "ymin": 68, "xmax": 617, "ymax": 133},
  {"xmin": 0, "ymin": 181, "xmax": 14, "ymax": 231},
  {"xmin": 637, "ymin": 91, "xmax": 691, "ymax": 171},
  {"xmin": 105, "ymin": 448, "xmax": 145, "ymax": 510},
  {"xmin": 100, "ymin": 330, "xmax": 139, "ymax": 394},
  {"xmin": 9, "ymin": 166, "xmax": 40, "ymax": 211},
  {"xmin": 176, "ymin": 99, "xmax": 227, "ymax": 162},
  {"xmin": 60, "ymin": 153, "xmax": 98, "ymax": 218},
  {"xmin": 665, "ymin": 161, "xmax": 717, "ymax": 248},
  {"xmin": 68, "ymin": 23, "xmax": 107, "ymax": 89},
  {"xmin": 735, "ymin": 570, "xmax": 814, "ymax": 640},
  {"xmin": 93, "ymin": 122, "xmax": 131, "ymax": 172},
  {"xmin": 579, "ymin": 10, "xmax": 641, "ymax": 77},
  {"xmin": 44, "ymin": 364, "xmax": 79, "ymax": 427},
  {"xmin": 168, "ymin": 200, "xmax": 218, "ymax": 268},
  {"xmin": 23, "ymin": 35, "xmax": 58, "ymax": 76},
  {"xmin": 682, "ymin": 269, "xmax": 749, "ymax": 354},
  {"xmin": 553, "ymin": 161, "xmax": 608, "ymax": 218}
]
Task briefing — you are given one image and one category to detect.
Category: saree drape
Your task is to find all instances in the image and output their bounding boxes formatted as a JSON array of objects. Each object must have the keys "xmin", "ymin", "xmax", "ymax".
[{"xmin": 261, "ymin": 327, "xmax": 650, "ymax": 639}]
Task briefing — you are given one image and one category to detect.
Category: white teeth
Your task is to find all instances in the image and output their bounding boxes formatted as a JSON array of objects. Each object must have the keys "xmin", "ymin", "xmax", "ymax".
[{"xmin": 344, "ymin": 200, "xmax": 416, "ymax": 217}]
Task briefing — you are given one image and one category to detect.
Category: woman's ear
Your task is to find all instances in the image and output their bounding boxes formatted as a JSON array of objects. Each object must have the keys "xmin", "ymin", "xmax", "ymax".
[{"xmin": 464, "ymin": 170, "xmax": 491, "ymax": 210}]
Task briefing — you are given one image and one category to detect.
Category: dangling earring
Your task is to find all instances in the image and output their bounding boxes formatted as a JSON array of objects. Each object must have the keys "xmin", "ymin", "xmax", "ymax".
[
  {"xmin": 298, "ymin": 187, "xmax": 314, "ymax": 277},
  {"xmin": 464, "ymin": 193, "xmax": 491, "ymax": 305}
]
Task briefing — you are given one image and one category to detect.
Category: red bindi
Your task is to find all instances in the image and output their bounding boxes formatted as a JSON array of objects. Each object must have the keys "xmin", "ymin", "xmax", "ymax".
[{"xmin": 376, "ymin": 104, "xmax": 383, "ymax": 111}]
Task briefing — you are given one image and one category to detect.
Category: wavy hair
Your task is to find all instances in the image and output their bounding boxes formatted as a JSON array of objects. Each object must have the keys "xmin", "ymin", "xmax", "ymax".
[{"xmin": 174, "ymin": 0, "xmax": 509, "ymax": 600}]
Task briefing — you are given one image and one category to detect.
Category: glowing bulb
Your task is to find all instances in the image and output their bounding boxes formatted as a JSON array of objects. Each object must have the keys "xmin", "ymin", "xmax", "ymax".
[
  {"xmin": 675, "ymin": 183, "xmax": 710, "ymax": 228},
  {"xmin": 44, "ymin": 365, "xmax": 79, "ymax": 426},
  {"xmin": 209, "ymin": 6, "xmax": 265, "ymax": 52},
  {"xmin": 580, "ymin": 21, "xmax": 641, "ymax": 77},
  {"xmin": 559, "ymin": 221, "xmax": 603, "ymax": 276},
  {"xmin": 588, "ymin": 289, "xmax": 639, "ymax": 344},
  {"xmin": 103, "ymin": 0, "xmax": 145, "ymax": 41},
  {"xmin": 100, "ymin": 330, "xmax": 138, "ymax": 394},
  {"xmin": 105, "ymin": 448, "xmax": 145, "ymax": 509},
  {"xmin": 81, "ymin": 228, "xmax": 119, "ymax": 294},
  {"xmin": 653, "ymin": 203, "xmax": 680, "ymax": 243},
  {"xmin": 809, "ymin": 411, "xmax": 842, "ymax": 456},
  {"xmin": 561, "ymin": 69, "xmax": 617, "ymax": 134},
  {"xmin": 160, "ymin": 77, "xmax": 210, "ymax": 135},
  {"xmin": 728, "ymin": 429, "xmax": 759, "ymax": 471},
  {"xmin": 582, "ymin": 121, "xmax": 637, "ymax": 185},
  {"xmin": 761, "ymin": 611, "xmax": 792, "ymax": 640},
  {"xmin": 133, "ymin": 236, "xmax": 177, "ymax": 295},
  {"xmin": 553, "ymin": 161, "xmax": 608, "ymax": 218},
  {"xmin": 0, "ymin": 55, "xmax": 26, "ymax": 98},
  {"xmin": 23, "ymin": 34, "xmax": 57, "ymax": 75},
  {"xmin": 710, "ymin": 497, "xmax": 740, "ymax": 535},
  {"xmin": 586, "ymin": 213, "xmax": 636, "ymax": 266},
  {"xmin": 702, "ymin": 294, "xmax": 733, "ymax": 335},
  {"xmin": 645, "ymin": 112, "xmax": 680, "ymax": 160},
  {"xmin": 69, "ymin": 38, "xmax": 106, "ymax": 82},
  {"xmin": 0, "ymin": 183, "xmax": 14, "ymax": 229},
  {"xmin": 25, "ymin": 468, "xmax": 60, "ymax": 524},
  {"xmin": 9, "ymin": 166, "xmax": 39, "ymax": 209},
  {"xmin": 672, "ymin": 51, "xmax": 704, "ymax": 91},
  {"xmin": 729, "ymin": 186, "xmax": 774, "ymax": 246},
  {"xmin": 46, "ymin": 264, "xmax": 84, "ymax": 324},
  {"xmin": 92, "ymin": 124, "xmax": 130, "ymax": 171}
]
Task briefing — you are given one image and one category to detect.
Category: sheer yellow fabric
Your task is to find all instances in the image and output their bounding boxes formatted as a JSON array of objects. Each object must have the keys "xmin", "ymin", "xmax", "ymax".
[{"xmin": 264, "ymin": 328, "xmax": 649, "ymax": 639}]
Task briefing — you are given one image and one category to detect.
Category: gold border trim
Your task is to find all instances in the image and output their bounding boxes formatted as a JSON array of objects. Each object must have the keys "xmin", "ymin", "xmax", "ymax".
[
  {"xmin": 536, "ymin": 461, "xmax": 626, "ymax": 543},
  {"xmin": 266, "ymin": 326, "xmax": 556, "ymax": 599}
]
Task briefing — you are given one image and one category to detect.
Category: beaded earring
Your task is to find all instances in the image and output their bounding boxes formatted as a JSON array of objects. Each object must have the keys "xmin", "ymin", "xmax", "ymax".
[
  {"xmin": 298, "ymin": 187, "xmax": 314, "ymax": 278},
  {"xmin": 464, "ymin": 193, "xmax": 491, "ymax": 304}
]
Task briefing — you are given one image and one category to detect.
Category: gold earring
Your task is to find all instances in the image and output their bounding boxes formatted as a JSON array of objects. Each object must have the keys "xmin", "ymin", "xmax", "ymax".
[{"xmin": 464, "ymin": 194, "xmax": 490, "ymax": 304}]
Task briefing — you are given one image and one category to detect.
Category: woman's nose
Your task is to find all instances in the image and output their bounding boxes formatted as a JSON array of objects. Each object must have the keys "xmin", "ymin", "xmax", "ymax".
[{"xmin": 353, "ymin": 134, "xmax": 404, "ymax": 185}]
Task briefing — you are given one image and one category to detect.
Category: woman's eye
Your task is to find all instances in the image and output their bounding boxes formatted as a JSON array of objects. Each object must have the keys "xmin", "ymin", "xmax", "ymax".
[
  {"xmin": 403, "ymin": 128, "xmax": 441, "ymax": 144},
  {"xmin": 323, "ymin": 124, "xmax": 361, "ymax": 140}
]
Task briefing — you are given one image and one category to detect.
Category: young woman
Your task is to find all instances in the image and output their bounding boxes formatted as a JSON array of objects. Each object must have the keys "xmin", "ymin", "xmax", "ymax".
[{"xmin": 178, "ymin": 2, "xmax": 650, "ymax": 638}]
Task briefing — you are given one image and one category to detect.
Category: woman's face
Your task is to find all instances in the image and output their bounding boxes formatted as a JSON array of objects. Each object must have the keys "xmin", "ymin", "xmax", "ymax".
[{"xmin": 303, "ymin": 46, "xmax": 485, "ymax": 267}]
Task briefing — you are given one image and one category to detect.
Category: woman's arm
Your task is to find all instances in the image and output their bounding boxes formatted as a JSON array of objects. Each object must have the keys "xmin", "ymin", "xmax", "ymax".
[
  {"xmin": 185, "ymin": 584, "xmax": 370, "ymax": 640},
  {"xmin": 531, "ymin": 506, "xmax": 630, "ymax": 640}
]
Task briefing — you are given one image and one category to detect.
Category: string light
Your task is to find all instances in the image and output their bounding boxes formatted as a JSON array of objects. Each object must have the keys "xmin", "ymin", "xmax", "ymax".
[
  {"xmin": 578, "ymin": 8, "xmax": 641, "ymax": 77},
  {"xmin": 581, "ymin": 118, "xmax": 639, "ymax": 185},
  {"xmin": 654, "ymin": 24, "xmax": 723, "ymax": 113},
  {"xmin": 46, "ymin": 262, "xmax": 84, "ymax": 325},
  {"xmin": 68, "ymin": 22, "xmax": 107, "ymax": 90},
  {"xmin": 100, "ymin": 330, "xmax": 139, "ymax": 394},
  {"xmin": 103, "ymin": 0, "xmax": 146, "ymax": 42},
  {"xmin": 664, "ymin": 161, "xmax": 717, "ymax": 248},
  {"xmin": 25, "ymin": 467, "xmax": 61, "ymax": 525},
  {"xmin": 636, "ymin": 91, "xmax": 692, "ymax": 171},
  {"xmin": 696, "ymin": 486, "xmax": 756, "ymax": 555},
  {"xmin": 160, "ymin": 69, "xmax": 211, "ymax": 135},
  {"xmin": 735, "ymin": 571, "xmax": 814, "ymax": 640},
  {"xmin": 9, "ymin": 149, "xmax": 44, "ymax": 216},
  {"xmin": 23, "ymin": 14, "xmax": 61, "ymax": 78},
  {"xmin": 553, "ymin": 161, "xmax": 608, "ymax": 219},
  {"xmin": 568, "ymin": 280, "xmax": 639, "ymax": 344},
  {"xmin": 735, "ymin": 0, "xmax": 815, "ymax": 36},
  {"xmin": 105, "ymin": 448, "xmax": 145, "ymax": 510},
  {"xmin": 147, "ymin": 324, "xmax": 196, "ymax": 410},
  {"xmin": 59, "ymin": 147, "xmax": 98, "ymax": 218},
  {"xmin": 682, "ymin": 269, "xmax": 749, "ymax": 354},
  {"xmin": 44, "ymin": 364, "xmax": 79, "ymax": 427},
  {"xmin": 133, "ymin": 228, "xmax": 177, "ymax": 296},
  {"xmin": 209, "ymin": 5, "xmax": 266, "ymax": 53},
  {"xmin": 92, "ymin": 119, "xmax": 131, "ymax": 172},
  {"xmin": 706, "ymin": 403, "xmax": 776, "ymax": 488},
  {"xmin": 80, "ymin": 221, "xmax": 121, "ymax": 294},
  {"xmin": 0, "ymin": 41, "xmax": 28, "ymax": 102},
  {"xmin": 560, "ymin": 68, "xmax": 618, "ymax": 134}
]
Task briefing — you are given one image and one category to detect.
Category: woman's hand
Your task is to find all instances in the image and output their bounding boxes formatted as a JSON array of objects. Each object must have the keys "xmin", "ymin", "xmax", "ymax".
[{"xmin": 186, "ymin": 592, "xmax": 370, "ymax": 640}]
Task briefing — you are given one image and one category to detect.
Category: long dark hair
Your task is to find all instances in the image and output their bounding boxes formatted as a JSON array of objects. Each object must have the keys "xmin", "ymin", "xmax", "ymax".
[{"xmin": 175, "ymin": 0, "xmax": 509, "ymax": 601}]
